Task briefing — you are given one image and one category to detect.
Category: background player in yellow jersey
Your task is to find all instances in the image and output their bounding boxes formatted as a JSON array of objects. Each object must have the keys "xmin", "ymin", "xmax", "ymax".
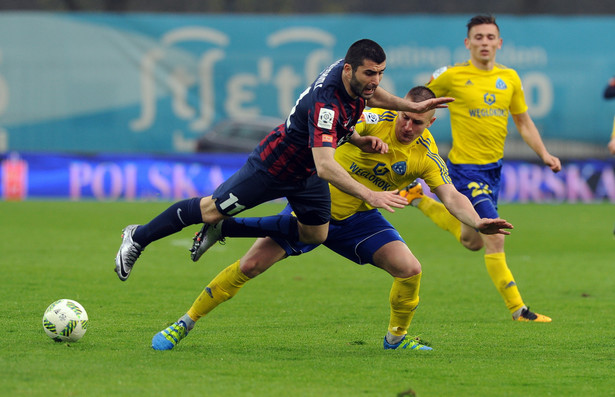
[
  {"xmin": 410, "ymin": 14, "xmax": 561, "ymax": 322},
  {"xmin": 151, "ymin": 86, "xmax": 512, "ymax": 351}
]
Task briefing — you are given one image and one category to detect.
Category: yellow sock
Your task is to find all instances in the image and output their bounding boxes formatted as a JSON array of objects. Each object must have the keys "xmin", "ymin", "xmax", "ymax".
[
  {"xmin": 388, "ymin": 272, "xmax": 421, "ymax": 336},
  {"xmin": 484, "ymin": 253, "xmax": 524, "ymax": 313},
  {"xmin": 417, "ymin": 196, "xmax": 461, "ymax": 242},
  {"xmin": 187, "ymin": 260, "xmax": 251, "ymax": 321}
]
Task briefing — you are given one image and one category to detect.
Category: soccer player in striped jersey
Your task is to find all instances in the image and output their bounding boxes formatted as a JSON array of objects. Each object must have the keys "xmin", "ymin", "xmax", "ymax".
[
  {"xmin": 151, "ymin": 86, "xmax": 512, "ymax": 351},
  {"xmin": 413, "ymin": 14, "xmax": 561, "ymax": 322},
  {"xmin": 115, "ymin": 39, "xmax": 453, "ymax": 282}
]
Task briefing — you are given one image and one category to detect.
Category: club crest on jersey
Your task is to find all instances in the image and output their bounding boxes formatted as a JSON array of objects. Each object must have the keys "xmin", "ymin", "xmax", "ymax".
[
  {"xmin": 496, "ymin": 78, "xmax": 507, "ymax": 90},
  {"xmin": 392, "ymin": 161, "xmax": 407, "ymax": 175},
  {"xmin": 317, "ymin": 108, "xmax": 335, "ymax": 130}
]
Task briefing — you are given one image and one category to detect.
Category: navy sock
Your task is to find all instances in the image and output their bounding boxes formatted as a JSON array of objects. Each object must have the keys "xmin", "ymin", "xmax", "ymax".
[
  {"xmin": 221, "ymin": 215, "xmax": 299, "ymax": 241},
  {"xmin": 132, "ymin": 197, "xmax": 203, "ymax": 248}
]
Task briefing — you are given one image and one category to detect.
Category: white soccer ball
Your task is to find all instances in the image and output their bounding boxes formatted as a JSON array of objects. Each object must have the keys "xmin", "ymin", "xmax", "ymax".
[{"xmin": 42, "ymin": 299, "xmax": 89, "ymax": 342}]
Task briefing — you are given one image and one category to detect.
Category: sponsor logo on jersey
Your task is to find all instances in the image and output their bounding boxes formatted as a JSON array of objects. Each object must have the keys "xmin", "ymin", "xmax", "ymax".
[
  {"xmin": 468, "ymin": 108, "xmax": 509, "ymax": 118},
  {"xmin": 348, "ymin": 162, "xmax": 392, "ymax": 190},
  {"xmin": 483, "ymin": 93, "xmax": 496, "ymax": 106},
  {"xmin": 373, "ymin": 162, "xmax": 389, "ymax": 176}
]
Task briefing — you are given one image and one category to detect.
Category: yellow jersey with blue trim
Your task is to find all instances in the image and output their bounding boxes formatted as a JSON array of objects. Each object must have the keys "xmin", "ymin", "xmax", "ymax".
[
  {"xmin": 427, "ymin": 60, "xmax": 528, "ymax": 165},
  {"xmin": 330, "ymin": 107, "xmax": 452, "ymax": 221}
]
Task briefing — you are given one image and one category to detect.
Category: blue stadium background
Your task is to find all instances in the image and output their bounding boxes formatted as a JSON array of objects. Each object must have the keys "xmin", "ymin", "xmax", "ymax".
[{"xmin": 0, "ymin": 2, "xmax": 614, "ymax": 202}]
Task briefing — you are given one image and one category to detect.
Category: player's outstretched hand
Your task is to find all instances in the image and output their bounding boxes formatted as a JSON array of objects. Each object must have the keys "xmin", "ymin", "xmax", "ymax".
[
  {"xmin": 366, "ymin": 189, "xmax": 409, "ymax": 213},
  {"xmin": 413, "ymin": 96, "xmax": 455, "ymax": 112},
  {"xmin": 477, "ymin": 218, "xmax": 513, "ymax": 235}
]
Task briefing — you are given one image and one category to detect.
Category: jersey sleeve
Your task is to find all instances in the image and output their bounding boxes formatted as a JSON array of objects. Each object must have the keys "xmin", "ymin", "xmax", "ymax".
[
  {"xmin": 355, "ymin": 109, "xmax": 382, "ymax": 136},
  {"xmin": 309, "ymin": 102, "xmax": 340, "ymax": 148},
  {"xmin": 508, "ymin": 70, "xmax": 529, "ymax": 115},
  {"xmin": 426, "ymin": 66, "xmax": 451, "ymax": 97},
  {"xmin": 414, "ymin": 132, "xmax": 452, "ymax": 191}
]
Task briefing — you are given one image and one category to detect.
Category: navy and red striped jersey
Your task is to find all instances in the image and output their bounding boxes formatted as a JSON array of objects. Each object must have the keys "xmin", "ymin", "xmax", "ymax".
[{"xmin": 248, "ymin": 59, "xmax": 366, "ymax": 182}]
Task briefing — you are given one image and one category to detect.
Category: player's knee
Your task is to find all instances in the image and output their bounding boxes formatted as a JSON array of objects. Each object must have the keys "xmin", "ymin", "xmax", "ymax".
[
  {"xmin": 200, "ymin": 196, "xmax": 224, "ymax": 224},
  {"xmin": 403, "ymin": 263, "xmax": 421, "ymax": 278},
  {"xmin": 461, "ymin": 231, "xmax": 483, "ymax": 251},
  {"xmin": 389, "ymin": 259, "xmax": 421, "ymax": 278},
  {"xmin": 462, "ymin": 238, "xmax": 483, "ymax": 251},
  {"xmin": 239, "ymin": 257, "xmax": 262, "ymax": 278}
]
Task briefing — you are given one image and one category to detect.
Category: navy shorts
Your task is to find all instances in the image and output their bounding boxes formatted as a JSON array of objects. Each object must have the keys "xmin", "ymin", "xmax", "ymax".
[
  {"xmin": 273, "ymin": 204, "xmax": 405, "ymax": 265},
  {"xmin": 212, "ymin": 157, "xmax": 331, "ymax": 226},
  {"xmin": 447, "ymin": 160, "xmax": 501, "ymax": 219}
]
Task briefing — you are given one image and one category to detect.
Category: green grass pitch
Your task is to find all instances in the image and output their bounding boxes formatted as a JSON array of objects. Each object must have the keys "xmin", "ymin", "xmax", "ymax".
[{"xmin": 1, "ymin": 201, "xmax": 613, "ymax": 396}]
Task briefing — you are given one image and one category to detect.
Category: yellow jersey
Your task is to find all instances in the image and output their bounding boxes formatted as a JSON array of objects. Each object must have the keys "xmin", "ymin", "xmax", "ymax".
[
  {"xmin": 331, "ymin": 107, "xmax": 451, "ymax": 221},
  {"xmin": 427, "ymin": 60, "xmax": 528, "ymax": 165}
]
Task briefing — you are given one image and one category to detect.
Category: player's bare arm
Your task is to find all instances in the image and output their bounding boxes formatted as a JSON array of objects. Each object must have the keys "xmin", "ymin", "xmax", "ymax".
[
  {"xmin": 368, "ymin": 86, "xmax": 454, "ymax": 112},
  {"xmin": 512, "ymin": 112, "xmax": 562, "ymax": 173},
  {"xmin": 312, "ymin": 146, "xmax": 407, "ymax": 212},
  {"xmin": 432, "ymin": 184, "xmax": 512, "ymax": 235},
  {"xmin": 348, "ymin": 131, "xmax": 388, "ymax": 154}
]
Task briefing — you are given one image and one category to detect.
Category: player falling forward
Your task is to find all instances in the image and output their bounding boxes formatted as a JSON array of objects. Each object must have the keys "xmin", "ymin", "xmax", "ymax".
[
  {"xmin": 151, "ymin": 86, "xmax": 512, "ymax": 351},
  {"xmin": 115, "ymin": 39, "xmax": 452, "ymax": 282}
]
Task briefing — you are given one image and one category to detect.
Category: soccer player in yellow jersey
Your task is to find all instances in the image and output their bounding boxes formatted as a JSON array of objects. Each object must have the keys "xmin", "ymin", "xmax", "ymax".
[
  {"xmin": 412, "ymin": 14, "xmax": 561, "ymax": 322},
  {"xmin": 151, "ymin": 86, "xmax": 512, "ymax": 351}
]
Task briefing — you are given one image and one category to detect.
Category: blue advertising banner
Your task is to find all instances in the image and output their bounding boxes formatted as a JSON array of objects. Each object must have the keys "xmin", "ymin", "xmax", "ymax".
[
  {"xmin": 1, "ymin": 152, "xmax": 614, "ymax": 203},
  {"xmin": 0, "ymin": 13, "xmax": 614, "ymax": 153},
  {"xmin": 0, "ymin": 152, "xmax": 247, "ymax": 201}
]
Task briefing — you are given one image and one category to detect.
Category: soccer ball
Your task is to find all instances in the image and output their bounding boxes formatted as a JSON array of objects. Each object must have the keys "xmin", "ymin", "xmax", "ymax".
[{"xmin": 42, "ymin": 299, "xmax": 89, "ymax": 342}]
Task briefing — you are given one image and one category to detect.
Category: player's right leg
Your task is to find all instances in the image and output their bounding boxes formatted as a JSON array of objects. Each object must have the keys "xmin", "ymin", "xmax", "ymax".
[
  {"xmin": 152, "ymin": 238, "xmax": 287, "ymax": 350},
  {"xmin": 115, "ymin": 197, "xmax": 204, "ymax": 281}
]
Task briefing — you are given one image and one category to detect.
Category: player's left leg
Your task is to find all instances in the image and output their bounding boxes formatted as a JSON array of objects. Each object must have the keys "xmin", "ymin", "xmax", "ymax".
[
  {"xmin": 320, "ymin": 210, "xmax": 432, "ymax": 350},
  {"xmin": 115, "ymin": 197, "xmax": 204, "ymax": 280},
  {"xmin": 372, "ymin": 241, "xmax": 432, "ymax": 351},
  {"xmin": 482, "ymin": 234, "xmax": 551, "ymax": 322},
  {"xmin": 452, "ymin": 163, "xmax": 551, "ymax": 323}
]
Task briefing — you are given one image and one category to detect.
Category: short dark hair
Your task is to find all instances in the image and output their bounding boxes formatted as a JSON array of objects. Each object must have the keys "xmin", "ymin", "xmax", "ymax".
[
  {"xmin": 467, "ymin": 14, "xmax": 499, "ymax": 36},
  {"xmin": 406, "ymin": 86, "xmax": 435, "ymax": 102},
  {"xmin": 344, "ymin": 39, "xmax": 386, "ymax": 71}
]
